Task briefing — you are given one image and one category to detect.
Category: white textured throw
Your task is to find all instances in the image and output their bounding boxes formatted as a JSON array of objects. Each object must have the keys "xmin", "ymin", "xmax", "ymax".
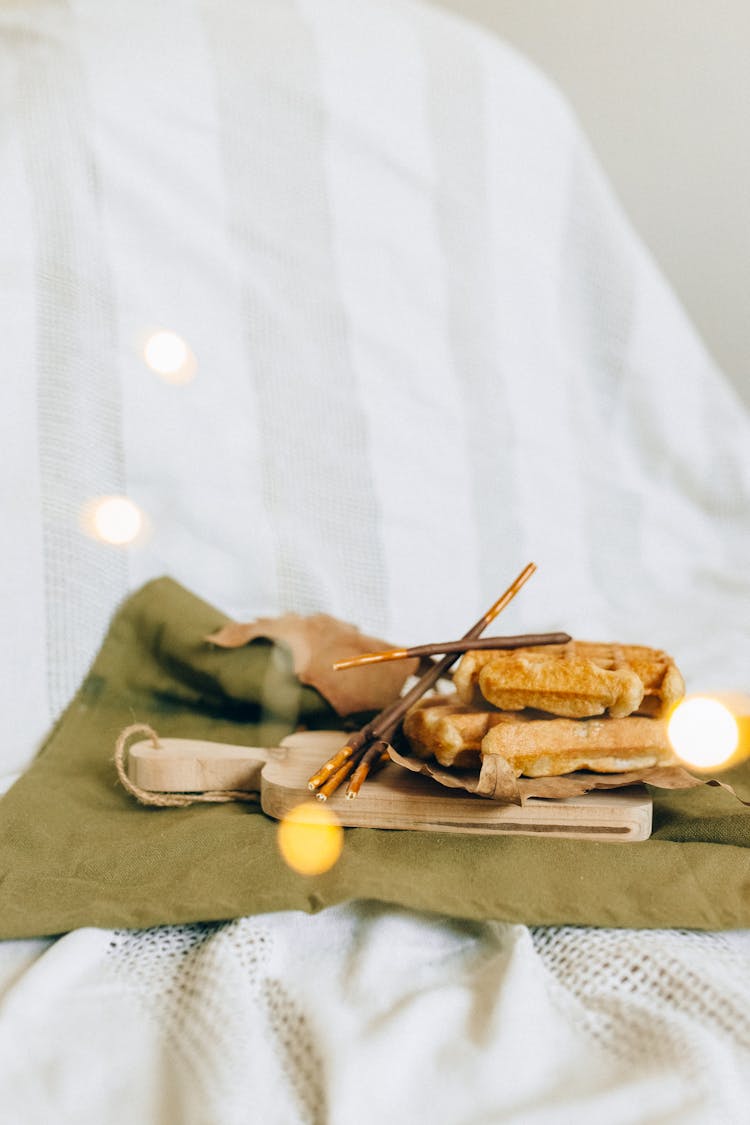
[
  {"xmin": 2, "ymin": 911, "xmax": 750, "ymax": 1123},
  {"xmin": 1, "ymin": 0, "xmax": 749, "ymax": 1120}
]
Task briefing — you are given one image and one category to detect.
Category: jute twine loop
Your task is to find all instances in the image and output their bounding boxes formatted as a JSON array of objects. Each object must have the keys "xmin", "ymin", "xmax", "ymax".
[{"xmin": 114, "ymin": 723, "xmax": 259, "ymax": 807}]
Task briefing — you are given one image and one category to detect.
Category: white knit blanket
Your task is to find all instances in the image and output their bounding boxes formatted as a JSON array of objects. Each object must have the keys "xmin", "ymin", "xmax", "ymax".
[
  {"xmin": 2, "ymin": 913, "xmax": 750, "ymax": 1122},
  {"xmin": 1, "ymin": 1, "xmax": 749, "ymax": 1120}
]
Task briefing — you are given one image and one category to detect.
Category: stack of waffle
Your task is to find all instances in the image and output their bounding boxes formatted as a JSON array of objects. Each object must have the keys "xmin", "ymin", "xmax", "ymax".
[{"xmin": 403, "ymin": 641, "xmax": 685, "ymax": 778}]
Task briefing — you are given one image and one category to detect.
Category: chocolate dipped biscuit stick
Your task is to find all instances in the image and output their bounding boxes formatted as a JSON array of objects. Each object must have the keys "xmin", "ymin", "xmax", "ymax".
[{"xmin": 307, "ymin": 562, "xmax": 537, "ymax": 799}]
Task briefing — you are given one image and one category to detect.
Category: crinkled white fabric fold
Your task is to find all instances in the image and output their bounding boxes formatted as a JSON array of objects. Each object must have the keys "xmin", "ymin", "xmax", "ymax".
[{"xmin": 1, "ymin": 908, "xmax": 749, "ymax": 1124}]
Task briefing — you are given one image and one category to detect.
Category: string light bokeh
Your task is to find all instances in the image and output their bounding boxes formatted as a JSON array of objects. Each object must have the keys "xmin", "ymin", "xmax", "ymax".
[
  {"xmin": 142, "ymin": 329, "xmax": 196, "ymax": 384},
  {"xmin": 80, "ymin": 495, "xmax": 145, "ymax": 546},
  {"xmin": 667, "ymin": 696, "xmax": 739, "ymax": 770},
  {"xmin": 277, "ymin": 801, "xmax": 344, "ymax": 875}
]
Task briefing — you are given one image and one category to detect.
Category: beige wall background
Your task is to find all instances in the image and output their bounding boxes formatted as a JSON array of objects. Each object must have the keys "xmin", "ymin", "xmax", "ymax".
[{"xmin": 431, "ymin": 0, "xmax": 750, "ymax": 408}]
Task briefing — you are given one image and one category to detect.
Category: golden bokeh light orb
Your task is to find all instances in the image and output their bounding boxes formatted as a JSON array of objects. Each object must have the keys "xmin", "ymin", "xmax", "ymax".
[
  {"xmin": 277, "ymin": 802, "xmax": 344, "ymax": 876},
  {"xmin": 82, "ymin": 495, "xmax": 144, "ymax": 546},
  {"xmin": 667, "ymin": 696, "xmax": 739, "ymax": 769},
  {"xmin": 143, "ymin": 330, "xmax": 196, "ymax": 383}
]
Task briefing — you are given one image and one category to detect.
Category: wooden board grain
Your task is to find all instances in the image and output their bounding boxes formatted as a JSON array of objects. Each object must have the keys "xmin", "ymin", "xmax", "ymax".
[{"xmin": 128, "ymin": 729, "xmax": 652, "ymax": 842}]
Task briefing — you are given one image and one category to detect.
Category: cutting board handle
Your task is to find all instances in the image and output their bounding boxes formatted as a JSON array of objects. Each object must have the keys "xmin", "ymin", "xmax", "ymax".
[{"xmin": 126, "ymin": 734, "xmax": 274, "ymax": 794}]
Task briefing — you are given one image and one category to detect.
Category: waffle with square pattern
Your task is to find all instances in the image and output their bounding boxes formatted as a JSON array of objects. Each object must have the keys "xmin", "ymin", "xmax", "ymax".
[
  {"xmin": 403, "ymin": 692, "xmax": 676, "ymax": 777},
  {"xmin": 402, "ymin": 694, "xmax": 523, "ymax": 769},
  {"xmin": 453, "ymin": 641, "xmax": 684, "ymax": 719}
]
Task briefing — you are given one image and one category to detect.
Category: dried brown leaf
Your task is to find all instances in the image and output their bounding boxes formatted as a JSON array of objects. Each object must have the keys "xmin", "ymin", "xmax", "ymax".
[
  {"xmin": 385, "ymin": 746, "xmax": 750, "ymax": 806},
  {"xmin": 207, "ymin": 614, "xmax": 417, "ymax": 717}
]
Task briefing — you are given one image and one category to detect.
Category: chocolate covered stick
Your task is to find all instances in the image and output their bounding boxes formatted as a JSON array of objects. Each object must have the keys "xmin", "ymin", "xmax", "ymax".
[
  {"xmin": 363, "ymin": 561, "xmax": 538, "ymax": 741},
  {"xmin": 315, "ymin": 757, "xmax": 358, "ymax": 801},
  {"xmin": 306, "ymin": 725, "xmax": 374, "ymax": 792},
  {"xmin": 344, "ymin": 710, "xmax": 403, "ymax": 799},
  {"xmin": 333, "ymin": 631, "xmax": 571, "ymax": 671},
  {"xmin": 309, "ymin": 562, "xmax": 537, "ymax": 797},
  {"xmin": 345, "ymin": 738, "xmax": 390, "ymax": 799}
]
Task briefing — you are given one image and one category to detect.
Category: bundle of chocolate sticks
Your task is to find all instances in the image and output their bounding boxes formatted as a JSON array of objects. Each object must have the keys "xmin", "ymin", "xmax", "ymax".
[{"xmin": 306, "ymin": 562, "xmax": 571, "ymax": 800}]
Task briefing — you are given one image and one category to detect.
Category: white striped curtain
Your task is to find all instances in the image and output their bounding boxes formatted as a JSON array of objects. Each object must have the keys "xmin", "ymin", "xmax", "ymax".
[{"xmin": 2, "ymin": 0, "xmax": 749, "ymax": 777}]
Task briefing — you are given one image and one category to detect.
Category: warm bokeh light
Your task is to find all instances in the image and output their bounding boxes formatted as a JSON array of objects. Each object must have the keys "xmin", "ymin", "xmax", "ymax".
[
  {"xmin": 81, "ymin": 495, "xmax": 144, "ymax": 546},
  {"xmin": 143, "ymin": 330, "xmax": 196, "ymax": 383},
  {"xmin": 277, "ymin": 802, "xmax": 343, "ymax": 875},
  {"xmin": 668, "ymin": 696, "xmax": 739, "ymax": 769}
]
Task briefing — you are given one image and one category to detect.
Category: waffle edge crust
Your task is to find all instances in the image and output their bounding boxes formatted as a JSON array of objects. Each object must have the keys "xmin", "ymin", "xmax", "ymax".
[{"xmin": 453, "ymin": 641, "xmax": 685, "ymax": 720}]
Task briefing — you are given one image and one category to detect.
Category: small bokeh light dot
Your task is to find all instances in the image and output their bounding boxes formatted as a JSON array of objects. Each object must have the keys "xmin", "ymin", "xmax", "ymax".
[
  {"xmin": 81, "ymin": 495, "xmax": 144, "ymax": 546},
  {"xmin": 667, "ymin": 696, "xmax": 739, "ymax": 769},
  {"xmin": 143, "ymin": 330, "xmax": 196, "ymax": 383},
  {"xmin": 277, "ymin": 802, "xmax": 343, "ymax": 876}
]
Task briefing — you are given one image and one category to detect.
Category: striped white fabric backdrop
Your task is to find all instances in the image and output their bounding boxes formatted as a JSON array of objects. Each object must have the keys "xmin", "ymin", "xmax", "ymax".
[
  {"xmin": 2, "ymin": 0, "xmax": 749, "ymax": 778},
  {"xmin": 3, "ymin": 7, "xmax": 750, "ymax": 1125}
]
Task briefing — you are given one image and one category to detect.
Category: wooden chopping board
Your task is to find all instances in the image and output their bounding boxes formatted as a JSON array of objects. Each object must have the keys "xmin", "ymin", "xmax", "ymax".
[{"xmin": 127, "ymin": 729, "xmax": 652, "ymax": 841}]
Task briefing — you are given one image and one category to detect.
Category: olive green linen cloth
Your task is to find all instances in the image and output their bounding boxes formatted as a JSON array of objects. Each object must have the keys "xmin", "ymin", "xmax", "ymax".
[{"xmin": 1, "ymin": 578, "xmax": 749, "ymax": 939}]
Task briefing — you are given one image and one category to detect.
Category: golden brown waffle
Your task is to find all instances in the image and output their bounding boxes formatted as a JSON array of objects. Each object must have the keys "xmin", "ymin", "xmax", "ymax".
[
  {"xmin": 453, "ymin": 641, "xmax": 684, "ymax": 719},
  {"xmin": 402, "ymin": 695, "xmax": 527, "ymax": 769},
  {"xmin": 402, "ymin": 692, "xmax": 676, "ymax": 778},
  {"xmin": 480, "ymin": 713, "xmax": 675, "ymax": 777}
]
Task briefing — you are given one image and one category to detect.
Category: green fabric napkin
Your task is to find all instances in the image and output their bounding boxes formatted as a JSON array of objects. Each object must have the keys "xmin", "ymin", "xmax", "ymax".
[{"xmin": 1, "ymin": 577, "xmax": 749, "ymax": 939}]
